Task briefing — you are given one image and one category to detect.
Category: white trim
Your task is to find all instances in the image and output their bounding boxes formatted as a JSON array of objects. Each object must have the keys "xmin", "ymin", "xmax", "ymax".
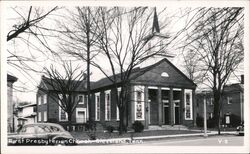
[
  {"xmin": 76, "ymin": 108, "xmax": 87, "ymax": 123},
  {"xmin": 134, "ymin": 85, "xmax": 145, "ymax": 121},
  {"xmin": 161, "ymin": 87, "xmax": 170, "ymax": 90},
  {"xmin": 44, "ymin": 111, "xmax": 47, "ymax": 122},
  {"xmin": 95, "ymin": 93, "xmax": 100, "ymax": 121},
  {"xmin": 184, "ymin": 89, "xmax": 193, "ymax": 120},
  {"xmin": 173, "ymin": 88, "xmax": 182, "ymax": 91},
  {"xmin": 148, "ymin": 86, "xmax": 158, "ymax": 89},
  {"xmin": 105, "ymin": 90, "xmax": 111, "ymax": 121}
]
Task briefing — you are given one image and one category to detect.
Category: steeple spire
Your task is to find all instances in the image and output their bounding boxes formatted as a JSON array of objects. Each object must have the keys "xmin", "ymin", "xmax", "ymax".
[{"xmin": 152, "ymin": 7, "xmax": 160, "ymax": 33}]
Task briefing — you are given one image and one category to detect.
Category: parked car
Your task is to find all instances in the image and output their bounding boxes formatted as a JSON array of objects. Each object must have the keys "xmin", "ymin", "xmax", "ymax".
[
  {"xmin": 236, "ymin": 123, "xmax": 244, "ymax": 136},
  {"xmin": 8, "ymin": 123, "xmax": 77, "ymax": 145}
]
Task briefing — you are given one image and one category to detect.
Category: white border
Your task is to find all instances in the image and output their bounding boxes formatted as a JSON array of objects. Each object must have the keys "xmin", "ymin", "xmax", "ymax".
[{"xmin": 1, "ymin": 1, "xmax": 249, "ymax": 154}]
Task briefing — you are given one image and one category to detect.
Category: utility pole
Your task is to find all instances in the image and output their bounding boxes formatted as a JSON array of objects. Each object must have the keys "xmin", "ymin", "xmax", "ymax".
[{"xmin": 203, "ymin": 92, "xmax": 208, "ymax": 137}]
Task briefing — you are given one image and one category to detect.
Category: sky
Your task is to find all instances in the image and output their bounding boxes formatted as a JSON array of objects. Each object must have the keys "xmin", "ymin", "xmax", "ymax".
[{"xmin": 2, "ymin": 4, "xmax": 246, "ymax": 104}]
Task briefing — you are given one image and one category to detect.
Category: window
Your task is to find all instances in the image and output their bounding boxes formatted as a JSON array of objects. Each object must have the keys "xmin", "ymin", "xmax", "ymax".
[
  {"xmin": 38, "ymin": 112, "xmax": 41, "ymax": 121},
  {"xmin": 58, "ymin": 94, "xmax": 68, "ymax": 121},
  {"xmin": 95, "ymin": 93, "xmax": 100, "ymax": 121},
  {"xmin": 43, "ymin": 95, "xmax": 47, "ymax": 104},
  {"xmin": 227, "ymin": 96, "xmax": 233, "ymax": 104},
  {"xmin": 184, "ymin": 89, "xmax": 193, "ymax": 120},
  {"xmin": 78, "ymin": 95, "xmax": 84, "ymax": 104},
  {"xmin": 208, "ymin": 112, "xmax": 213, "ymax": 119},
  {"xmin": 117, "ymin": 88, "xmax": 121, "ymax": 121},
  {"xmin": 161, "ymin": 72, "xmax": 169, "ymax": 77},
  {"xmin": 208, "ymin": 97, "xmax": 214, "ymax": 105},
  {"xmin": 38, "ymin": 96, "xmax": 41, "ymax": 105},
  {"xmin": 44, "ymin": 111, "xmax": 47, "ymax": 122},
  {"xmin": 135, "ymin": 86, "xmax": 144, "ymax": 120},
  {"xmin": 105, "ymin": 90, "xmax": 111, "ymax": 121},
  {"xmin": 76, "ymin": 108, "xmax": 86, "ymax": 123}
]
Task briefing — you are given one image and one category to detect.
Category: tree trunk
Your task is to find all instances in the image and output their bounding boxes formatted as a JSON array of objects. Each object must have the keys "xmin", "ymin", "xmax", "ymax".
[
  {"xmin": 213, "ymin": 91, "xmax": 221, "ymax": 135},
  {"xmin": 68, "ymin": 112, "xmax": 72, "ymax": 132}
]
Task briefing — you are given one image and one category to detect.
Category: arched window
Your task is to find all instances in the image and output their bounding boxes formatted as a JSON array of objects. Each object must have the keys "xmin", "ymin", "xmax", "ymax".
[{"xmin": 161, "ymin": 72, "xmax": 169, "ymax": 77}]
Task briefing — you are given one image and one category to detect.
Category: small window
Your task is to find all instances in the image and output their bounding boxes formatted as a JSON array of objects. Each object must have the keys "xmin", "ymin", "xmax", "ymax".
[
  {"xmin": 78, "ymin": 95, "xmax": 84, "ymax": 104},
  {"xmin": 227, "ymin": 97, "xmax": 233, "ymax": 104},
  {"xmin": 161, "ymin": 72, "xmax": 169, "ymax": 77}
]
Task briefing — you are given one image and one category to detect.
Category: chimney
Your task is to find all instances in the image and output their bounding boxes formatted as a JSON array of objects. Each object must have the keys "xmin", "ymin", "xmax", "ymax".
[{"xmin": 240, "ymin": 75, "xmax": 244, "ymax": 84}]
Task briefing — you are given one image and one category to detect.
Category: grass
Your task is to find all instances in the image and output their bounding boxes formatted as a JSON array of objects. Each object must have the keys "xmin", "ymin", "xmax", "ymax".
[{"xmin": 70, "ymin": 129, "xmax": 201, "ymax": 140}]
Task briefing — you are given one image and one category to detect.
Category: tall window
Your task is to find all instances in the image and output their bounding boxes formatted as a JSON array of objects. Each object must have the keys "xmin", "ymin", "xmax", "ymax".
[
  {"xmin": 135, "ymin": 86, "xmax": 144, "ymax": 120},
  {"xmin": 44, "ymin": 111, "xmax": 47, "ymax": 121},
  {"xmin": 95, "ymin": 93, "xmax": 100, "ymax": 121},
  {"xmin": 43, "ymin": 95, "xmax": 47, "ymax": 104},
  {"xmin": 105, "ymin": 90, "xmax": 111, "ymax": 121},
  {"xmin": 184, "ymin": 89, "xmax": 193, "ymax": 120},
  {"xmin": 38, "ymin": 112, "xmax": 41, "ymax": 121},
  {"xmin": 58, "ymin": 94, "xmax": 68, "ymax": 121},
  {"xmin": 38, "ymin": 96, "xmax": 41, "ymax": 105}
]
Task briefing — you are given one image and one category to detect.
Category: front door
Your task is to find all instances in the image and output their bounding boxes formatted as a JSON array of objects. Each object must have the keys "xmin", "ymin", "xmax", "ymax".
[
  {"xmin": 174, "ymin": 106, "xmax": 180, "ymax": 124},
  {"xmin": 164, "ymin": 107, "xmax": 170, "ymax": 124},
  {"xmin": 76, "ymin": 108, "xmax": 86, "ymax": 123}
]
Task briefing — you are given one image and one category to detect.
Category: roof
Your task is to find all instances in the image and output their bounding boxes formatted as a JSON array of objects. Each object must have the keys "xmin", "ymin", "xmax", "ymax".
[
  {"xmin": 7, "ymin": 74, "xmax": 18, "ymax": 83},
  {"xmin": 92, "ymin": 58, "xmax": 196, "ymax": 90},
  {"xmin": 39, "ymin": 76, "xmax": 90, "ymax": 92},
  {"xmin": 224, "ymin": 83, "xmax": 244, "ymax": 92}
]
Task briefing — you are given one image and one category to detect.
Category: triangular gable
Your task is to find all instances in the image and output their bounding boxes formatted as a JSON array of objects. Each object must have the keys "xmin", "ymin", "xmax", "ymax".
[{"xmin": 132, "ymin": 58, "xmax": 196, "ymax": 88}]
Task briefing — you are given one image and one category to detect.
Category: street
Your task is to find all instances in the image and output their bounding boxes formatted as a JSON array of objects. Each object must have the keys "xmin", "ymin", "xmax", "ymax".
[{"xmin": 128, "ymin": 135, "xmax": 244, "ymax": 146}]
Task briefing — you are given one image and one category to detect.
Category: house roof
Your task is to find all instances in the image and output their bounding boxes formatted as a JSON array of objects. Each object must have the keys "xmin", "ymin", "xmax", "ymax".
[
  {"xmin": 91, "ymin": 58, "xmax": 196, "ymax": 90},
  {"xmin": 39, "ymin": 76, "xmax": 91, "ymax": 92},
  {"xmin": 7, "ymin": 74, "xmax": 18, "ymax": 83},
  {"xmin": 224, "ymin": 83, "xmax": 244, "ymax": 93}
]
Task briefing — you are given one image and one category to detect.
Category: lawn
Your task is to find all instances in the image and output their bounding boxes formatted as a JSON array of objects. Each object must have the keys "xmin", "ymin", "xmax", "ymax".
[{"xmin": 70, "ymin": 129, "xmax": 201, "ymax": 140}]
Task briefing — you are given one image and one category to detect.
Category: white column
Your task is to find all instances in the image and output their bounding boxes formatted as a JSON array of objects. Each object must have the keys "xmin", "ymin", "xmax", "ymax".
[{"xmin": 203, "ymin": 96, "xmax": 208, "ymax": 137}]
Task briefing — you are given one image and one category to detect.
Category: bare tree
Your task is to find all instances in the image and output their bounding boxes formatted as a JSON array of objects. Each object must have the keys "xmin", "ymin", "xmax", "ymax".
[
  {"xmin": 39, "ymin": 61, "xmax": 86, "ymax": 131},
  {"xmin": 183, "ymin": 7, "xmax": 244, "ymax": 134},
  {"xmin": 7, "ymin": 6, "xmax": 60, "ymax": 93},
  {"xmin": 93, "ymin": 7, "xmax": 172, "ymax": 134},
  {"xmin": 57, "ymin": 7, "xmax": 106, "ymax": 128}
]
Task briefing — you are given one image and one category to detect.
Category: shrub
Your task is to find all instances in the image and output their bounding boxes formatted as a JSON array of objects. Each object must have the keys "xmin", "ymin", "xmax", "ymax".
[
  {"xmin": 106, "ymin": 125, "xmax": 115, "ymax": 133},
  {"xmin": 132, "ymin": 121, "xmax": 144, "ymax": 132},
  {"xmin": 207, "ymin": 118, "xmax": 216, "ymax": 128},
  {"xmin": 196, "ymin": 116, "xmax": 204, "ymax": 127},
  {"xmin": 230, "ymin": 114, "xmax": 241, "ymax": 127}
]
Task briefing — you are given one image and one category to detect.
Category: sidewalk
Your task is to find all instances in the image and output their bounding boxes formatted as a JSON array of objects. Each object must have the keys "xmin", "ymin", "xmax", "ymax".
[{"xmin": 73, "ymin": 129, "xmax": 238, "ymax": 145}]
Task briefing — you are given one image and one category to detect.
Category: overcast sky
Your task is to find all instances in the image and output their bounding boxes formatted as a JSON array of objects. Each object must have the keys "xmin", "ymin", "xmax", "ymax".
[{"xmin": 2, "ymin": 2, "xmax": 246, "ymax": 103}]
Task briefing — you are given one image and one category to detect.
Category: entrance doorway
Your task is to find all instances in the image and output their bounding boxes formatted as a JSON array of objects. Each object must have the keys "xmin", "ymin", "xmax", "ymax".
[
  {"xmin": 173, "ymin": 90, "xmax": 181, "ymax": 124},
  {"xmin": 162, "ymin": 89, "xmax": 170, "ymax": 124},
  {"xmin": 148, "ymin": 89, "xmax": 158, "ymax": 125}
]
